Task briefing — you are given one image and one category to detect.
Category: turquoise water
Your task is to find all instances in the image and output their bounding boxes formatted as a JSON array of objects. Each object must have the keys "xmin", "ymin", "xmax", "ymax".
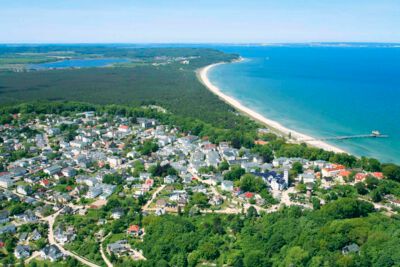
[
  {"xmin": 208, "ymin": 45, "xmax": 400, "ymax": 163},
  {"xmin": 29, "ymin": 58, "xmax": 128, "ymax": 69}
]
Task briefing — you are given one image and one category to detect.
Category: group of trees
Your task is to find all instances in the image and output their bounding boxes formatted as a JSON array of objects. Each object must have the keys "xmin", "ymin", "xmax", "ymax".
[
  {"xmin": 128, "ymin": 197, "xmax": 400, "ymax": 267},
  {"xmin": 138, "ymin": 140, "xmax": 159, "ymax": 156},
  {"xmin": 149, "ymin": 163, "xmax": 177, "ymax": 177}
]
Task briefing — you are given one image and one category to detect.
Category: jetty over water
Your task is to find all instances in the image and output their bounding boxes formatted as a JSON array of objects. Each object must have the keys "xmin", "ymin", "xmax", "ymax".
[{"xmin": 302, "ymin": 131, "xmax": 388, "ymax": 142}]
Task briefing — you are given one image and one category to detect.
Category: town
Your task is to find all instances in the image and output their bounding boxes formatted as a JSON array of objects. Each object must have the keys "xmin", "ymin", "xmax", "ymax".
[{"xmin": 0, "ymin": 108, "xmax": 398, "ymax": 266}]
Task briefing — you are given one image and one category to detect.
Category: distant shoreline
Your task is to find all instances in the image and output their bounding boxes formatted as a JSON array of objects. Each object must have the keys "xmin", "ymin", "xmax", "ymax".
[{"xmin": 197, "ymin": 59, "xmax": 346, "ymax": 154}]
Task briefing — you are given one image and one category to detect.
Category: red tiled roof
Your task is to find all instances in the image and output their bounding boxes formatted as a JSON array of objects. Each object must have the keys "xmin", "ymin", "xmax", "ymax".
[
  {"xmin": 355, "ymin": 173, "xmax": 367, "ymax": 181},
  {"xmin": 372, "ymin": 172, "xmax": 384, "ymax": 179},
  {"xmin": 127, "ymin": 225, "xmax": 140, "ymax": 232},
  {"xmin": 339, "ymin": 170, "xmax": 351, "ymax": 177},
  {"xmin": 244, "ymin": 192, "xmax": 254, "ymax": 199}
]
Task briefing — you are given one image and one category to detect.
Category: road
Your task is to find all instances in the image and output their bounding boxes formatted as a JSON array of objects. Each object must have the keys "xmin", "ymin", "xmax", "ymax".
[
  {"xmin": 142, "ymin": 184, "xmax": 166, "ymax": 211},
  {"xmin": 100, "ymin": 233, "xmax": 113, "ymax": 267},
  {"xmin": 25, "ymin": 251, "xmax": 40, "ymax": 264},
  {"xmin": 44, "ymin": 210, "xmax": 101, "ymax": 267}
]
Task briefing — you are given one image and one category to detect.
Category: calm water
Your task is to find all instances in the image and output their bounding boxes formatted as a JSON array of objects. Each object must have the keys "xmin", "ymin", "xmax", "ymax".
[
  {"xmin": 208, "ymin": 46, "xmax": 400, "ymax": 163},
  {"xmin": 29, "ymin": 58, "xmax": 128, "ymax": 69}
]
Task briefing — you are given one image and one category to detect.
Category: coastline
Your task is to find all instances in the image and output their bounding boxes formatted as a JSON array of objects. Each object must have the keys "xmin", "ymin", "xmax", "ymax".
[{"xmin": 197, "ymin": 59, "xmax": 346, "ymax": 154}]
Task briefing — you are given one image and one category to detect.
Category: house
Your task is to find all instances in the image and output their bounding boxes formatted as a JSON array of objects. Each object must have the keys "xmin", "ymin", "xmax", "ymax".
[
  {"xmin": 371, "ymin": 172, "xmax": 384, "ymax": 179},
  {"xmin": 107, "ymin": 240, "xmax": 130, "ymax": 256},
  {"xmin": 240, "ymin": 192, "xmax": 254, "ymax": 200},
  {"xmin": 54, "ymin": 226, "xmax": 76, "ymax": 245},
  {"xmin": 61, "ymin": 167, "xmax": 76, "ymax": 178},
  {"xmin": 221, "ymin": 180, "xmax": 234, "ymax": 192},
  {"xmin": 155, "ymin": 207, "xmax": 166, "ymax": 216},
  {"xmin": 0, "ymin": 174, "xmax": 14, "ymax": 188},
  {"xmin": 20, "ymin": 210, "xmax": 38, "ymax": 223},
  {"xmin": 44, "ymin": 165, "xmax": 62, "ymax": 176},
  {"xmin": 30, "ymin": 229, "xmax": 42, "ymax": 241},
  {"xmin": 107, "ymin": 156, "xmax": 122, "ymax": 168},
  {"xmin": 144, "ymin": 178, "xmax": 154, "ymax": 188},
  {"xmin": 137, "ymin": 118, "xmax": 157, "ymax": 129},
  {"xmin": 156, "ymin": 199, "xmax": 167, "ymax": 208},
  {"xmin": 0, "ymin": 224, "xmax": 16, "ymax": 234},
  {"xmin": 164, "ymin": 175, "xmax": 178, "ymax": 184},
  {"xmin": 16, "ymin": 185, "xmax": 32, "ymax": 196},
  {"xmin": 14, "ymin": 245, "xmax": 30, "ymax": 259},
  {"xmin": 355, "ymin": 173, "xmax": 367, "ymax": 182},
  {"xmin": 300, "ymin": 171, "xmax": 316, "ymax": 184},
  {"xmin": 47, "ymin": 128, "xmax": 61, "ymax": 136},
  {"xmin": 40, "ymin": 179, "xmax": 51, "ymax": 187},
  {"xmin": 111, "ymin": 209, "xmax": 124, "ymax": 220},
  {"xmin": 127, "ymin": 225, "xmax": 143, "ymax": 237},
  {"xmin": 338, "ymin": 170, "xmax": 351, "ymax": 182},
  {"xmin": 272, "ymin": 157, "xmax": 288, "ymax": 168},
  {"xmin": 321, "ymin": 164, "xmax": 345, "ymax": 178},
  {"xmin": 209, "ymin": 195, "xmax": 223, "ymax": 206},
  {"xmin": 118, "ymin": 125, "xmax": 130, "ymax": 133},
  {"xmin": 40, "ymin": 245, "xmax": 63, "ymax": 262},
  {"xmin": 342, "ymin": 243, "xmax": 360, "ymax": 255},
  {"xmin": 0, "ymin": 210, "xmax": 10, "ymax": 224},
  {"xmin": 87, "ymin": 186, "xmax": 103, "ymax": 198}
]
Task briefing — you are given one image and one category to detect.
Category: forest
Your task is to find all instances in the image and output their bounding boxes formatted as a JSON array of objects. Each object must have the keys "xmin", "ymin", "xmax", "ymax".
[{"xmin": 113, "ymin": 198, "xmax": 400, "ymax": 267}]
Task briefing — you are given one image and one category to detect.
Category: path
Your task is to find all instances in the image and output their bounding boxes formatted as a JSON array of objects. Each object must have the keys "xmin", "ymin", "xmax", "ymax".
[
  {"xmin": 100, "ymin": 233, "xmax": 113, "ymax": 267},
  {"xmin": 142, "ymin": 184, "xmax": 166, "ymax": 210},
  {"xmin": 25, "ymin": 251, "xmax": 40, "ymax": 264},
  {"xmin": 45, "ymin": 210, "xmax": 101, "ymax": 267}
]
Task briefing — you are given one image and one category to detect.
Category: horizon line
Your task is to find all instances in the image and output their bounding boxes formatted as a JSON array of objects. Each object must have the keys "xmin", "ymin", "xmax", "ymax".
[{"xmin": 0, "ymin": 41, "xmax": 400, "ymax": 45}]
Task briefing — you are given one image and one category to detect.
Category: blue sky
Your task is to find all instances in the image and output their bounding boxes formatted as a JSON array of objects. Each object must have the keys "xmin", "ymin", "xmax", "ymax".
[{"xmin": 0, "ymin": 0, "xmax": 399, "ymax": 43}]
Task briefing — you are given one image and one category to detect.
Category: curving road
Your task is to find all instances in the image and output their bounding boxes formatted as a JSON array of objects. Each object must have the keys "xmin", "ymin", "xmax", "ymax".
[{"xmin": 44, "ymin": 210, "xmax": 101, "ymax": 267}]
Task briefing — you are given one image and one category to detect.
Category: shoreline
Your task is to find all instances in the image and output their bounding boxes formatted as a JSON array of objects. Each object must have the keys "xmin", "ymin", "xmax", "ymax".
[{"xmin": 197, "ymin": 59, "xmax": 346, "ymax": 154}]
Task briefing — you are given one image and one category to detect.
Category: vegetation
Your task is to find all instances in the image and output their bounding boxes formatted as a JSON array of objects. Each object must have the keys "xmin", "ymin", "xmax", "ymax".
[{"xmin": 126, "ymin": 198, "xmax": 400, "ymax": 267}]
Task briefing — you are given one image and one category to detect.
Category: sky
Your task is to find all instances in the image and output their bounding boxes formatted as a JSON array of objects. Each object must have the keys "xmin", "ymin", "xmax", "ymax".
[{"xmin": 0, "ymin": 0, "xmax": 399, "ymax": 43}]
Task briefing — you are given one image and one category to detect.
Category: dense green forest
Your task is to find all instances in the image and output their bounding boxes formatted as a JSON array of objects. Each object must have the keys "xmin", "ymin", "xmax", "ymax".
[
  {"xmin": 0, "ymin": 47, "xmax": 246, "ymax": 131},
  {"xmin": 114, "ymin": 198, "xmax": 400, "ymax": 267}
]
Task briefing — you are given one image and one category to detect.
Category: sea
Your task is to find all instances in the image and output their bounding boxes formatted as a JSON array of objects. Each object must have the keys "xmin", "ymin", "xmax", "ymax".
[{"xmin": 207, "ymin": 45, "xmax": 400, "ymax": 163}]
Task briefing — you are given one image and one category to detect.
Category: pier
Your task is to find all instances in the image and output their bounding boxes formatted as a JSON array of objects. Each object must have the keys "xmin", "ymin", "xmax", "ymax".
[{"xmin": 302, "ymin": 131, "xmax": 388, "ymax": 142}]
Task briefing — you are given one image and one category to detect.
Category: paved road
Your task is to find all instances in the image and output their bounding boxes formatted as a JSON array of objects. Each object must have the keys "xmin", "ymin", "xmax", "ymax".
[
  {"xmin": 44, "ymin": 210, "xmax": 101, "ymax": 267},
  {"xmin": 142, "ymin": 184, "xmax": 166, "ymax": 210}
]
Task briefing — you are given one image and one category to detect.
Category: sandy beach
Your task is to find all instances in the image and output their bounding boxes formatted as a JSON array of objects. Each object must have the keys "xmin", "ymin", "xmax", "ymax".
[{"xmin": 197, "ymin": 60, "xmax": 346, "ymax": 154}]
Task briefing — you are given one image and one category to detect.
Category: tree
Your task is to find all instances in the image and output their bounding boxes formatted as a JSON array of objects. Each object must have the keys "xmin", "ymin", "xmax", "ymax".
[
  {"xmin": 355, "ymin": 182, "xmax": 368, "ymax": 195},
  {"xmin": 292, "ymin": 162, "xmax": 304, "ymax": 175},
  {"xmin": 218, "ymin": 161, "xmax": 230, "ymax": 172},
  {"xmin": 312, "ymin": 197, "xmax": 321, "ymax": 210},
  {"xmin": 224, "ymin": 165, "xmax": 245, "ymax": 181},
  {"xmin": 139, "ymin": 140, "xmax": 159, "ymax": 156},
  {"xmin": 282, "ymin": 246, "xmax": 309, "ymax": 267},
  {"xmin": 365, "ymin": 176, "xmax": 379, "ymax": 190},
  {"xmin": 149, "ymin": 163, "xmax": 177, "ymax": 177},
  {"xmin": 103, "ymin": 173, "xmax": 123, "ymax": 185},
  {"xmin": 239, "ymin": 174, "xmax": 265, "ymax": 193},
  {"xmin": 243, "ymin": 251, "xmax": 266, "ymax": 267},
  {"xmin": 371, "ymin": 189, "xmax": 382, "ymax": 203},
  {"xmin": 247, "ymin": 206, "xmax": 258, "ymax": 218},
  {"xmin": 251, "ymin": 145, "xmax": 273, "ymax": 163},
  {"xmin": 383, "ymin": 164, "xmax": 400, "ymax": 182},
  {"xmin": 190, "ymin": 192, "xmax": 209, "ymax": 209}
]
